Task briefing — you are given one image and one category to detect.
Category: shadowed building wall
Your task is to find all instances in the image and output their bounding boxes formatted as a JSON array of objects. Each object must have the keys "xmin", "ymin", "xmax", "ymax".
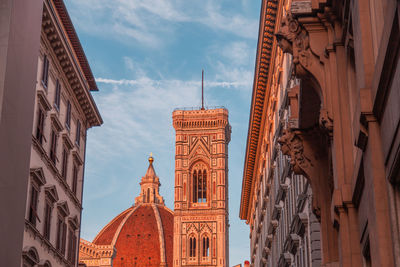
[{"xmin": 241, "ymin": 0, "xmax": 400, "ymax": 266}]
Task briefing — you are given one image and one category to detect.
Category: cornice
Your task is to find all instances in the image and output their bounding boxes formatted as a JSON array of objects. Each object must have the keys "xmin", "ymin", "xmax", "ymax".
[
  {"xmin": 43, "ymin": 0, "xmax": 102, "ymax": 128},
  {"xmin": 50, "ymin": 0, "xmax": 97, "ymax": 91},
  {"xmin": 240, "ymin": 0, "xmax": 279, "ymax": 221}
]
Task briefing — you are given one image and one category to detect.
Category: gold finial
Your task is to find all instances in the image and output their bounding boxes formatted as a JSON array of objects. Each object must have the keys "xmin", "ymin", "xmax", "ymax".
[{"xmin": 149, "ymin": 152, "xmax": 154, "ymax": 163}]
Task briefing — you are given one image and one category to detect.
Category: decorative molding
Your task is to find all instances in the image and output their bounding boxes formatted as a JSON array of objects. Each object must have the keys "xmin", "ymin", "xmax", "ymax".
[
  {"xmin": 240, "ymin": 0, "xmax": 279, "ymax": 221},
  {"xmin": 45, "ymin": 185, "xmax": 59, "ymax": 202},
  {"xmin": 152, "ymin": 204, "xmax": 167, "ymax": 267},
  {"xmin": 30, "ymin": 168, "xmax": 47, "ymax": 186}
]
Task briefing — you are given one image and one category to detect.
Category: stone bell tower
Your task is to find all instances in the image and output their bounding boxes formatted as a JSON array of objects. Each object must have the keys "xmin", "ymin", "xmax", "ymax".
[{"xmin": 172, "ymin": 108, "xmax": 231, "ymax": 267}]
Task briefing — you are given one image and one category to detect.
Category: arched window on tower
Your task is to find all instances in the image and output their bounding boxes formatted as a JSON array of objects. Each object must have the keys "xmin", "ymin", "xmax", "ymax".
[
  {"xmin": 192, "ymin": 165, "xmax": 207, "ymax": 203},
  {"xmin": 202, "ymin": 170, "xmax": 207, "ymax": 201},
  {"xmin": 189, "ymin": 237, "xmax": 196, "ymax": 257},
  {"xmin": 193, "ymin": 170, "xmax": 197, "ymax": 203},
  {"xmin": 198, "ymin": 170, "xmax": 203, "ymax": 202},
  {"xmin": 202, "ymin": 236, "xmax": 210, "ymax": 257},
  {"xmin": 147, "ymin": 188, "xmax": 150, "ymax": 203}
]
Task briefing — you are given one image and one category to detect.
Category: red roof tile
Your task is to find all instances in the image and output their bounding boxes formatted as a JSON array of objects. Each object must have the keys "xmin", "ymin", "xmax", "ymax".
[{"xmin": 92, "ymin": 205, "xmax": 173, "ymax": 267}]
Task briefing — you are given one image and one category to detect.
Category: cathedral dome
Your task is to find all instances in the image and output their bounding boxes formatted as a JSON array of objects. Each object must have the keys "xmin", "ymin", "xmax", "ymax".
[
  {"xmin": 92, "ymin": 204, "xmax": 173, "ymax": 267},
  {"xmin": 79, "ymin": 156, "xmax": 173, "ymax": 267}
]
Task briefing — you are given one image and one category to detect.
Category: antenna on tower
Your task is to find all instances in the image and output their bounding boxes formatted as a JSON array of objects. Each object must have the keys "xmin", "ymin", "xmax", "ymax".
[{"xmin": 201, "ymin": 69, "xmax": 205, "ymax": 110}]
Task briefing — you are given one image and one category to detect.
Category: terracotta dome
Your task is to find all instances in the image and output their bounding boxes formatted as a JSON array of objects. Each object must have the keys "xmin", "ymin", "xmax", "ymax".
[
  {"xmin": 79, "ymin": 156, "xmax": 174, "ymax": 267},
  {"xmin": 93, "ymin": 204, "xmax": 173, "ymax": 267}
]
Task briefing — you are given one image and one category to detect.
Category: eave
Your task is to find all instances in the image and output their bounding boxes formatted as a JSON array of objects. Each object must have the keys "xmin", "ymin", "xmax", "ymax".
[
  {"xmin": 43, "ymin": 0, "xmax": 103, "ymax": 127},
  {"xmin": 239, "ymin": 0, "xmax": 279, "ymax": 221},
  {"xmin": 52, "ymin": 0, "xmax": 98, "ymax": 91}
]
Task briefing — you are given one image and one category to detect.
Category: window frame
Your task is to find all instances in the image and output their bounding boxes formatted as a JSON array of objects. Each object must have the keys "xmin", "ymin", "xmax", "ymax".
[
  {"xmin": 189, "ymin": 236, "xmax": 197, "ymax": 258},
  {"xmin": 202, "ymin": 235, "xmax": 210, "ymax": 258},
  {"xmin": 72, "ymin": 163, "xmax": 78, "ymax": 195},
  {"xmin": 56, "ymin": 215, "xmax": 67, "ymax": 255},
  {"xmin": 49, "ymin": 129, "xmax": 58, "ymax": 164},
  {"xmin": 61, "ymin": 146, "xmax": 69, "ymax": 179},
  {"xmin": 36, "ymin": 106, "xmax": 45, "ymax": 145},
  {"xmin": 67, "ymin": 226, "xmax": 77, "ymax": 263},
  {"xmin": 65, "ymin": 101, "xmax": 71, "ymax": 130},
  {"xmin": 28, "ymin": 184, "xmax": 40, "ymax": 226},
  {"xmin": 192, "ymin": 163, "xmax": 208, "ymax": 203},
  {"xmin": 75, "ymin": 120, "xmax": 81, "ymax": 147},
  {"xmin": 41, "ymin": 54, "xmax": 49, "ymax": 88},
  {"xmin": 43, "ymin": 200, "xmax": 52, "ymax": 241},
  {"xmin": 54, "ymin": 79, "xmax": 61, "ymax": 110}
]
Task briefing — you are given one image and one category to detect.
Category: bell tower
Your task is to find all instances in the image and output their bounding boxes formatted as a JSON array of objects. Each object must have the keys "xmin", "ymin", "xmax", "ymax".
[{"xmin": 172, "ymin": 108, "xmax": 231, "ymax": 267}]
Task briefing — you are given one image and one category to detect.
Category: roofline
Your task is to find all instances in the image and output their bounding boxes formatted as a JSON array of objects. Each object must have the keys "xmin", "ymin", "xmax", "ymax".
[
  {"xmin": 92, "ymin": 207, "xmax": 133, "ymax": 244},
  {"xmin": 52, "ymin": 0, "xmax": 98, "ymax": 91},
  {"xmin": 46, "ymin": 0, "xmax": 102, "ymax": 127},
  {"xmin": 239, "ymin": 0, "xmax": 279, "ymax": 221}
]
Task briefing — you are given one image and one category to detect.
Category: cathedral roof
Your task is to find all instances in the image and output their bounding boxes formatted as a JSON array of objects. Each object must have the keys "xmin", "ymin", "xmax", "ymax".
[
  {"xmin": 81, "ymin": 156, "xmax": 173, "ymax": 267},
  {"xmin": 92, "ymin": 204, "xmax": 173, "ymax": 267}
]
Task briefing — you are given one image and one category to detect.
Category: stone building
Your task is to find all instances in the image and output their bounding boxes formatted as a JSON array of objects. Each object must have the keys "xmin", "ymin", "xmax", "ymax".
[
  {"xmin": 172, "ymin": 107, "xmax": 231, "ymax": 267},
  {"xmin": 22, "ymin": 0, "xmax": 102, "ymax": 266},
  {"xmin": 242, "ymin": 0, "xmax": 400, "ymax": 266},
  {"xmin": 79, "ymin": 107, "xmax": 231, "ymax": 267},
  {"xmin": 239, "ymin": 0, "xmax": 322, "ymax": 266},
  {"xmin": 79, "ymin": 156, "xmax": 174, "ymax": 267}
]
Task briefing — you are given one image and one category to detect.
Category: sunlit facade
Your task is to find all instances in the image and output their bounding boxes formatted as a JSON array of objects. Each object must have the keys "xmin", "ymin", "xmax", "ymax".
[{"xmin": 22, "ymin": 1, "xmax": 102, "ymax": 266}]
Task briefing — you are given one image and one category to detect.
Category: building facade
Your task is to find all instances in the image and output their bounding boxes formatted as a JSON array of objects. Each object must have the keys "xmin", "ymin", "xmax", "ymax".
[
  {"xmin": 22, "ymin": 0, "xmax": 102, "ymax": 266},
  {"xmin": 240, "ymin": 0, "xmax": 322, "ymax": 266},
  {"xmin": 172, "ymin": 108, "xmax": 231, "ymax": 267},
  {"xmin": 78, "ymin": 156, "xmax": 174, "ymax": 267},
  {"xmin": 242, "ymin": 0, "xmax": 400, "ymax": 266}
]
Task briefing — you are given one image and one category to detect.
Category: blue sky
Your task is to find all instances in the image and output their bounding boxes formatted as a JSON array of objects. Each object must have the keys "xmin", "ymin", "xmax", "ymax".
[{"xmin": 65, "ymin": 0, "xmax": 260, "ymax": 264}]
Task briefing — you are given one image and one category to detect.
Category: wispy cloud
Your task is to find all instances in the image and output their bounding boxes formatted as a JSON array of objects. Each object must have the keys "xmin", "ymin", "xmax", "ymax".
[
  {"xmin": 95, "ymin": 77, "xmax": 250, "ymax": 88},
  {"xmin": 67, "ymin": 0, "xmax": 258, "ymax": 47}
]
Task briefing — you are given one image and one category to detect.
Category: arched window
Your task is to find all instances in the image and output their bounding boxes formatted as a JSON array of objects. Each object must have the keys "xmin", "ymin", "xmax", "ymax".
[
  {"xmin": 193, "ymin": 170, "xmax": 197, "ymax": 203},
  {"xmin": 202, "ymin": 170, "xmax": 207, "ymax": 201},
  {"xmin": 202, "ymin": 236, "xmax": 210, "ymax": 257},
  {"xmin": 147, "ymin": 188, "xmax": 150, "ymax": 203},
  {"xmin": 192, "ymin": 164, "xmax": 207, "ymax": 203},
  {"xmin": 189, "ymin": 237, "xmax": 196, "ymax": 257}
]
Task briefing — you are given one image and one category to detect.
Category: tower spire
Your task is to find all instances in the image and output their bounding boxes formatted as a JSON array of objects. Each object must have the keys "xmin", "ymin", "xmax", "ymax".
[{"xmin": 201, "ymin": 69, "xmax": 205, "ymax": 110}]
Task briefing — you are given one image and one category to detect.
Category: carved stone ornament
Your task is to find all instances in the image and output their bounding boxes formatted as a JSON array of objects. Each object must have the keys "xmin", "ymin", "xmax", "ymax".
[
  {"xmin": 276, "ymin": 14, "xmax": 327, "ymax": 85},
  {"xmin": 278, "ymin": 129, "xmax": 313, "ymax": 177},
  {"xmin": 319, "ymin": 108, "xmax": 333, "ymax": 137}
]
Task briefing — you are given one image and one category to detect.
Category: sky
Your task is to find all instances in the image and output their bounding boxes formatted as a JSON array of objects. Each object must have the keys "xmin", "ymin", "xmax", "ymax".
[{"xmin": 65, "ymin": 0, "xmax": 261, "ymax": 264}]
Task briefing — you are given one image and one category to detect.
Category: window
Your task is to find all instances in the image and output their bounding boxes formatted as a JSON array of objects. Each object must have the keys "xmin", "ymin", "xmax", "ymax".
[
  {"xmin": 54, "ymin": 79, "xmax": 61, "ymax": 110},
  {"xmin": 192, "ymin": 166, "xmax": 207, "ymax": 203},
  {"xmin": 72, "ymin": 164, "xmax": 78, "ymax": 195},
  {"xmin": 67, "ymin": 227, "xmax": 77, "ymax": 263},
  {"xmin": 363, "ymin": 237, "xmax": 372, "ymax": 267},
  {"xmin": 56, "ymin": 216, "xmax": 67, "ymax": 255},
  {"xmin": 65, "ymin": 101, "xmax": 71, "ymax": 129},
  {"xmin": 75, "ymin": 120, "xmax": 80, "ymax": 146},
  {"xmin": 22, "ymin": 247, "xmax": 40, "ymax": 267},
  {"xmin": 202, "ymin": 236, "xmax": 210, "ymax": 257},
  {"xmin": 50, "ymin": 130, "xmax": 57, "ymax": 164},
  {"xmin": 28, "ymin": 186, "xmax": 39, "ymax": 226},
  {"xmin": 36, "ymin": 107, "xmax": 45, "ymax": 145},
  {"xmin": 62, "ymin": 148, "xmax": 68, "ymax": 179},
  {"xmin": 41, "ymin": 54, "xmax": 49, "ymax": 88},
  {"xmin": 189, "ymin": 237, "xmax": 196, "ymax": 257},
  {"xmin": 43, "ymin": 201, "xmax": 52, "ymax": 240}
]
